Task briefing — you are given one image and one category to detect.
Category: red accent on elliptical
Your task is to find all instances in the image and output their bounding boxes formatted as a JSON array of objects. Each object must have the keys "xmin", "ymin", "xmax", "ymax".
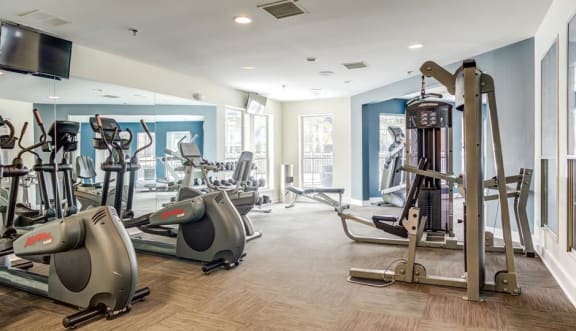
[
  {"xmin": 160, "ymin": 208, "xmax": 186, "ymax": 220},
  {"xmin": 24, "ymin": 232, "xmax": 54, "ymax": 247}
]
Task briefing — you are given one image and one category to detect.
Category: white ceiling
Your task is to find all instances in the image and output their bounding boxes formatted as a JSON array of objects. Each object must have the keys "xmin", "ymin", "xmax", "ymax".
[
  {"xmin": 0, "ymin": 70, "xmax": 209, "ymax": 105},
  {"xmin": 0, "ymin": 0, "xmax": 553, "ymax": 101}
]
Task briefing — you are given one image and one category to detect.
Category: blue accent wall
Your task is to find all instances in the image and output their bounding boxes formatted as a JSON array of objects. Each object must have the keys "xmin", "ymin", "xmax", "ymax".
[
  {"xmin": 33, "ymin": 103, "xmax": 217, "ymax": 163},
  {"xmin": 351, "ymin": 38, "xmax": 535, "ymax": 231}
]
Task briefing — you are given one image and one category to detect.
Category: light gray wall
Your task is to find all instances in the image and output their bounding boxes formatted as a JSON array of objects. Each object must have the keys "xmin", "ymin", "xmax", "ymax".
[{"xmin": 351, "ymin": 38, "xmax": 535, "ymax": 230}]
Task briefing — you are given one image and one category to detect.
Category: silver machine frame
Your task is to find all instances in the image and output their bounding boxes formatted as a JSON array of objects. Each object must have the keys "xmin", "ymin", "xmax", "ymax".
[
  {"xmin": 347, "ymin": 60, "xmax": 526, "ymax": 301},
  {"xmin": 337, "ymin": 66, "xmax": 535, "ymax": 257}
]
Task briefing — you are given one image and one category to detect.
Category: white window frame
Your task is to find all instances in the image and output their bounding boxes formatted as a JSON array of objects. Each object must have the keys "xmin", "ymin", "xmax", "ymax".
[{"xmin": 299, "ymin": 114, "xmax": 334, "ymax": 188}]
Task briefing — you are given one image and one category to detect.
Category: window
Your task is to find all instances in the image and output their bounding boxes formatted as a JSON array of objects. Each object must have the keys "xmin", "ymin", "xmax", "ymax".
[
  {"xmin": 252, "ymin": 114, "xmax": 269, "ymax": 187},
  {"xmin": 300, "ymin": 115, "xmax": 334, "ymax": 187},
  {"xmin": 378, "ymin": 114, "xmax": 405, "ymax": 185},
  {"xmin": 138, "ymin": 132, "xmax": 156, "ymax": 182},
  {"xmin": 540, "ymin": 39, "xmax": 558, "ymax": 234},
  {"xmin": 225, "ymin": 108, "xmax": 243, "ymax": 162},
  {"xmin": 166, "ymin": 131, "xmax": 190, "ymax": 152}
]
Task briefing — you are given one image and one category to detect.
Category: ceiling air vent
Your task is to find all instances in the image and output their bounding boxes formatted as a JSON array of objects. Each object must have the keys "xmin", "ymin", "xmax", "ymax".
[
  {"xmin": 18, "ymin": 9, "xmax": 71, "ymax": 27},
  {"xmin": 102, "ymin": 95, "xmax": 120, "ymax": 99},
  {"xmin": 343, "ymin": 62, "xmax": 368, "ymax": 70},
  {"xmin": 258, "ymin": 0, "xmax": 306, "ymax": 19}
]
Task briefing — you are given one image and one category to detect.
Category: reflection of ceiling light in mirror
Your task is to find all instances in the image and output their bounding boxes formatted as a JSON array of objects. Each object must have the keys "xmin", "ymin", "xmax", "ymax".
[
  {"xmin": 48, "ymin": 95, "xmax": 60, "ymax": 100},
  {"xmin": 241, "ymin": 66, "xmax": 255, "ymax": 70},
  {"xmin": 0, "ymin": 71, "xmax": 4, "ymax": 75},
  {"xmin": 311, "ymin": 88, "xmax": 322, "ymax": 95},
  {"xmin": 234, "ymin": 16, "xmax": 252, "ymax": 24},
  {"xmin": 408, "ymin": 43, "xmax": 424, "ymax": 49}
]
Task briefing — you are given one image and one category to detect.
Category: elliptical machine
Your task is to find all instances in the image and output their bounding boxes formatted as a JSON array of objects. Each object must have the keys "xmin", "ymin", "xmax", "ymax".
[
  {"xmin": 0, "ymin": 113, "xmax": 150, "ymax": 328},
  {"xmin": 174, "ymin": 142, "xmax": 262, "ymax": 241},
  {"xmin": 91, "ymin": 114, "xmax": 247, "ymax": 273},
  {"xmin": 379, "ymin": 127, "xmax": 406, "ymax": 207}
]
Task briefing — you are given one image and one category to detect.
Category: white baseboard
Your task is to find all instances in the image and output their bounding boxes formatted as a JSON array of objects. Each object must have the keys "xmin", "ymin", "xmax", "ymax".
[
  {"xmin": 536, "ymin": 245, "xmax": 576, "ymax": 308},
  {"xmin": 350, "ymin": 199, "xmax": 371, "ymax": 206}
]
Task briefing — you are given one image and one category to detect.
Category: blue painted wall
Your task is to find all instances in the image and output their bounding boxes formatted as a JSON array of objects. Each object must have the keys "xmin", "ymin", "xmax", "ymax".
[
  {"xmin": 33, "ymin": 103, "xmax": 217, "ymax": 162},
  {"xmin": 79, "ymin": 121, "xmax": 204, "ymax": 178},
  {"xmin": 351, "ymin": 38, "xmax": 535, "ymax": 231}
]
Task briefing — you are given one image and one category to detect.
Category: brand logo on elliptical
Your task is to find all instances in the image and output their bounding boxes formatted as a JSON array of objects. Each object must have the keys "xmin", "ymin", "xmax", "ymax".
[
  {"xmin": 160, "ymin": 208, "xmax": 186, "ymax": 220},
  {"xmin": 24, "ymin": 232, "xmax": 54, "ymax": 247}
]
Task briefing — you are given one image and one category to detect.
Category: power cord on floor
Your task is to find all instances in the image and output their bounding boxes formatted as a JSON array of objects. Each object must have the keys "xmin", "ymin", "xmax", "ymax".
[{"xmin": 346, "ymin": 258, "xmax": 407, "ymax": 288}]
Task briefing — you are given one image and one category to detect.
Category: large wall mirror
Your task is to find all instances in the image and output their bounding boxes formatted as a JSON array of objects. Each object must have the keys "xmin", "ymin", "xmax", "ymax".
[
  {"xmin": 0, "ymin": 69, "xmax": 215, "ymax": 226},
  {"xmin": 540, "ymin": 38, "xmax": 558, "ymax": 235},
  {"xmin": 567, "ymin": 16, "xmax": 576, "ymax": 250}
]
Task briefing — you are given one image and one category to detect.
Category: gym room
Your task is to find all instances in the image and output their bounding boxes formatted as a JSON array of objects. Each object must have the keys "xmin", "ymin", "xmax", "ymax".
[{"xmin": 0, "ymin": 0, "xmax": 575, "ymax": 329}]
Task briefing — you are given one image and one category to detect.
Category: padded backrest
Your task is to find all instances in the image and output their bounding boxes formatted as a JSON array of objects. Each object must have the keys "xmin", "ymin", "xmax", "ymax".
[
  {"xmin": 76, "ymin": 155, "xmax": 97, "ymax": 179},
  {"xmin": 232, "ymin": 151, "xmax": 253, "ymax": 182}
]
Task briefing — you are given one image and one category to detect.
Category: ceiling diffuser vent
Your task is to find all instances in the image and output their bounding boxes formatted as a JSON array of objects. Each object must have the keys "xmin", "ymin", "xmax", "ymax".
[
  {"xmin": 258, "ymin": 0, "xmax": 306, "ymax": 19},
  {"xmin": 102, "ymin": 95, "xmax": 120, "ymax": 99},
  {"xmin": 18, "ymin": 9, "xmax": 70, "ymax": 27},
  {"xmin": 343, "ymin": 62, "xmax": 368, "ymax": 70}
]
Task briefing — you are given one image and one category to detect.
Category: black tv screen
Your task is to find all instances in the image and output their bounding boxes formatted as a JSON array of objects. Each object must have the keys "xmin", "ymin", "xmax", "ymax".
[{"xmin": 0, "ymin": 22, "xmax": 72, "ymax": 79}]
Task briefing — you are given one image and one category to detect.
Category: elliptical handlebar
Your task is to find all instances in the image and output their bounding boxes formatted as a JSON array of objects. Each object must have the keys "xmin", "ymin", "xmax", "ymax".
[
  {"xmin": 132, "ymin": 119, "xmax": 152, "ymax": 162},
  {"xmin": 16, "ymin": 109, "xmax": 49, "ymax": 160},
  {"xmin": 0, "ymin": 117, "xmax": 15, "ymax": 149},
  {"xmin": 94, "ymin": 113, "xmax": 118, "ymax": 159}
]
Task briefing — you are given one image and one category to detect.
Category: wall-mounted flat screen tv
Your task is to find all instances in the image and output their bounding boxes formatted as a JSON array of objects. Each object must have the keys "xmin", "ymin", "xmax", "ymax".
[
  {"xmin": 246, "ymin": 93, "xmax": 268, "ymax": 114},
  {"xmin": 0, "ymin": 22, "xmax": 72, "ymax": 79}
]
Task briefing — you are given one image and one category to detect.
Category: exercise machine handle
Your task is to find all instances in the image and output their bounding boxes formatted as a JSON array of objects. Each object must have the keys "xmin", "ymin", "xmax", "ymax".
[
  {"xmin": 16, "ymin": 122, "xmax": 42, "ymax": 160},
  {"xmin": 133, "ymin": 119, "xmax": 153, "ymax": 160},
  {"xmin": 0, "ymin": 118, "xmax": 15, "ymax": 148},
  {"xmin": 32, "ymin": 109, "xmax": 48, "ymax": 142},
  {"xmin": 94, "ymin": 114, "xmax": 117, "ymax": 158}
]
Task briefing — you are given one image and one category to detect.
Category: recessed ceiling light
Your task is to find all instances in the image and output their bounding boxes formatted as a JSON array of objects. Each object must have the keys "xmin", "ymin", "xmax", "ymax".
[
  {"xmin": 319, "ymin": 71, "xmax": 334, "ymax": 76},
  {"xmin": 241, "ymin": 66, "xmax": 256, "ymax": 70},
  {"xmin": 409, "ymin": 43, "xmax": 424, "ymax": 49},
  {"xmin": 0, "ymin": 71, "xmax": 4, "ymax": 75},
  {"xmin": 48, "ymin": 95, "xmax": 60, "ymax": 100},
  {"xmin": 234, "ymin": 16, "xmax": 252, "ymax": 24}
]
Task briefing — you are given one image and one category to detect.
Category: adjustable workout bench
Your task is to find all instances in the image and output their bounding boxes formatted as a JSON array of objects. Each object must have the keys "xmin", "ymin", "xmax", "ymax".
[{"xmin": 285, "ymin": 185, "xmax": 350, "ymax": 210}]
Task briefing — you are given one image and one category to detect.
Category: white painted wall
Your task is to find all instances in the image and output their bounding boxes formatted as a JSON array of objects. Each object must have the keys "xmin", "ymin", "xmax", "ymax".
[
  {"xmin": 0, "ymin": 98, "xmax": 35, "ymax": 205},
  {"xmin": 281, "ymin": 97, "xmax": 352, "ymax": 201},
  {"xmin": 70, "ymin": 44, "xmax": 248, "ymax": 160},
  {"xmin": 534, "ymin": 0, "xmax": 576, "ymax": 307}
]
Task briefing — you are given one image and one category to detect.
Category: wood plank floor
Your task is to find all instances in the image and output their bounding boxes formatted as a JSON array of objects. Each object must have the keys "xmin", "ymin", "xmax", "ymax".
[{"xmin": 0, "ymin": 202, "xmax": 575, "ymax": 330}]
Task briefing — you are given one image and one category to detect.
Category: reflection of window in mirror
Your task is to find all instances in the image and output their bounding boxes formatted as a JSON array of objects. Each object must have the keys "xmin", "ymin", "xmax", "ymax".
[
  {"xmin": 138, "ymin": 132, "xmax": 156, "ymax": 182},
  {"xmin": 252, "ymin": 114, "xmax": 270, "ymax": 188},
  {"xmin": 166, "ymin": 131, "xmax": 190, "ymax": 152},
  {"xmin": 225, "ymin": 107, "xmax": 243, "ymax": 162}
]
